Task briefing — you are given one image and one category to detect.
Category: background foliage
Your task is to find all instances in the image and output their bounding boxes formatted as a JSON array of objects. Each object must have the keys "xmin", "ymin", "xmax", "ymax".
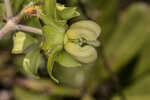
[{"xmin": 0, "ymin": 0, "xmax": 150, "ymax": 100}]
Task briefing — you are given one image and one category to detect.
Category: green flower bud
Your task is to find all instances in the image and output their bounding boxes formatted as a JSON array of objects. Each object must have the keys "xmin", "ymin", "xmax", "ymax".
[
  {"xmin": 12, "ymin": 32, "xmax": 38, "ymax": 54},
  {"xmin": 64, "ymin": 20, "xmax": 101, "ymax": 63}
]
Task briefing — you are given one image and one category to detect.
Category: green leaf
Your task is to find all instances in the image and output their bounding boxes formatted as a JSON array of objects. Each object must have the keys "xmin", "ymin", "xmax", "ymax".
[
  {"xmin": 57, "ymin": 5, "xmax": 80, "ymax": 20},
  {"xmin": 94, "ymin": 0, "xmax": 119, "ymax": 43},
  {"xmin": 39, "ymin": 14, "xmax": 55, "ymax": 25},
  {"xmin": 47, "ymin": 45, "xmax": 63, "ymax": 83},
  {"xmin": 39, "ymin": 14, "xmax": 63, "ymax": 29},
  {"xmin": 56, "ymin": 51, "xmax": 81, "ymax": 67},
  {"xmin": 12, "ymin": 32, "xmax": 38, "ymax": 54},
  {"xmin": 23, "ymin": 48, "xmax": 44, "ymax": 78},
  {"xmin": 132, "ymin": 41, "xmax": 150, "ymax": 79},
  {"xmin": 42, "ymin": 25, "xmax": 64, "ymax": 51},
  {"xmin": 104, "ymin": 3, "xmax": 150, "ymax": 71}
]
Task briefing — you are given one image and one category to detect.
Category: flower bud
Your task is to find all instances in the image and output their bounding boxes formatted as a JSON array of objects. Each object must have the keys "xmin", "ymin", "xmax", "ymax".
[
  {"xmin": 64, "ymin": 20, "xmax": 101, "ymax": 63},
  {"xmin": 12, "ymin": 32, "xmax": 38, "ymax": 54}
]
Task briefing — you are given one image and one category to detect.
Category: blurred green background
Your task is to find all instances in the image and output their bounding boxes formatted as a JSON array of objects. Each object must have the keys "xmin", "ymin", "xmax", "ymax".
[{"xmin": 0, "ymin": 0, "xmax": 150, "ymax": 100}]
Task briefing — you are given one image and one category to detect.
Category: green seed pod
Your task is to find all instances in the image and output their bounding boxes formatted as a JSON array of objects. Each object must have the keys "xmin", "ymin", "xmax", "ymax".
[
  {"xmin": 65, "ymin": 42, "xmax": 97, "ymax": 63},
  {"xmin": 64, "ymin": 20, "xmax": 101, "ymax": 63}
]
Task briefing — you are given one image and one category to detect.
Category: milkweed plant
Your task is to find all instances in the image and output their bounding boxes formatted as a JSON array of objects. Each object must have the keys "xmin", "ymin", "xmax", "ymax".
[{"xmin": 1, "ymin": 0, "xmax": 101, "ymax": 83}]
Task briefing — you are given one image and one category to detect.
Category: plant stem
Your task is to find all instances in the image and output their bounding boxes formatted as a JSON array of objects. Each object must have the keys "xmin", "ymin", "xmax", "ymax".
[
  {"xmin": 16, "ymin": 78, "xmax": 81, "ymax": 97},
  {"xmin": 4, "ymin": 0, "xmax": 13, "ymax": 19},
  {"xmin": 13, "ymin": 10, "xmax": 25, "ymax": 24},
  {"xmin": 16, "ymin": 25, "xmax": 43, "ymax": 35},
  {"xmin": 0, "ymin": 20, "xmax": 16, "ymax": 39}
]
